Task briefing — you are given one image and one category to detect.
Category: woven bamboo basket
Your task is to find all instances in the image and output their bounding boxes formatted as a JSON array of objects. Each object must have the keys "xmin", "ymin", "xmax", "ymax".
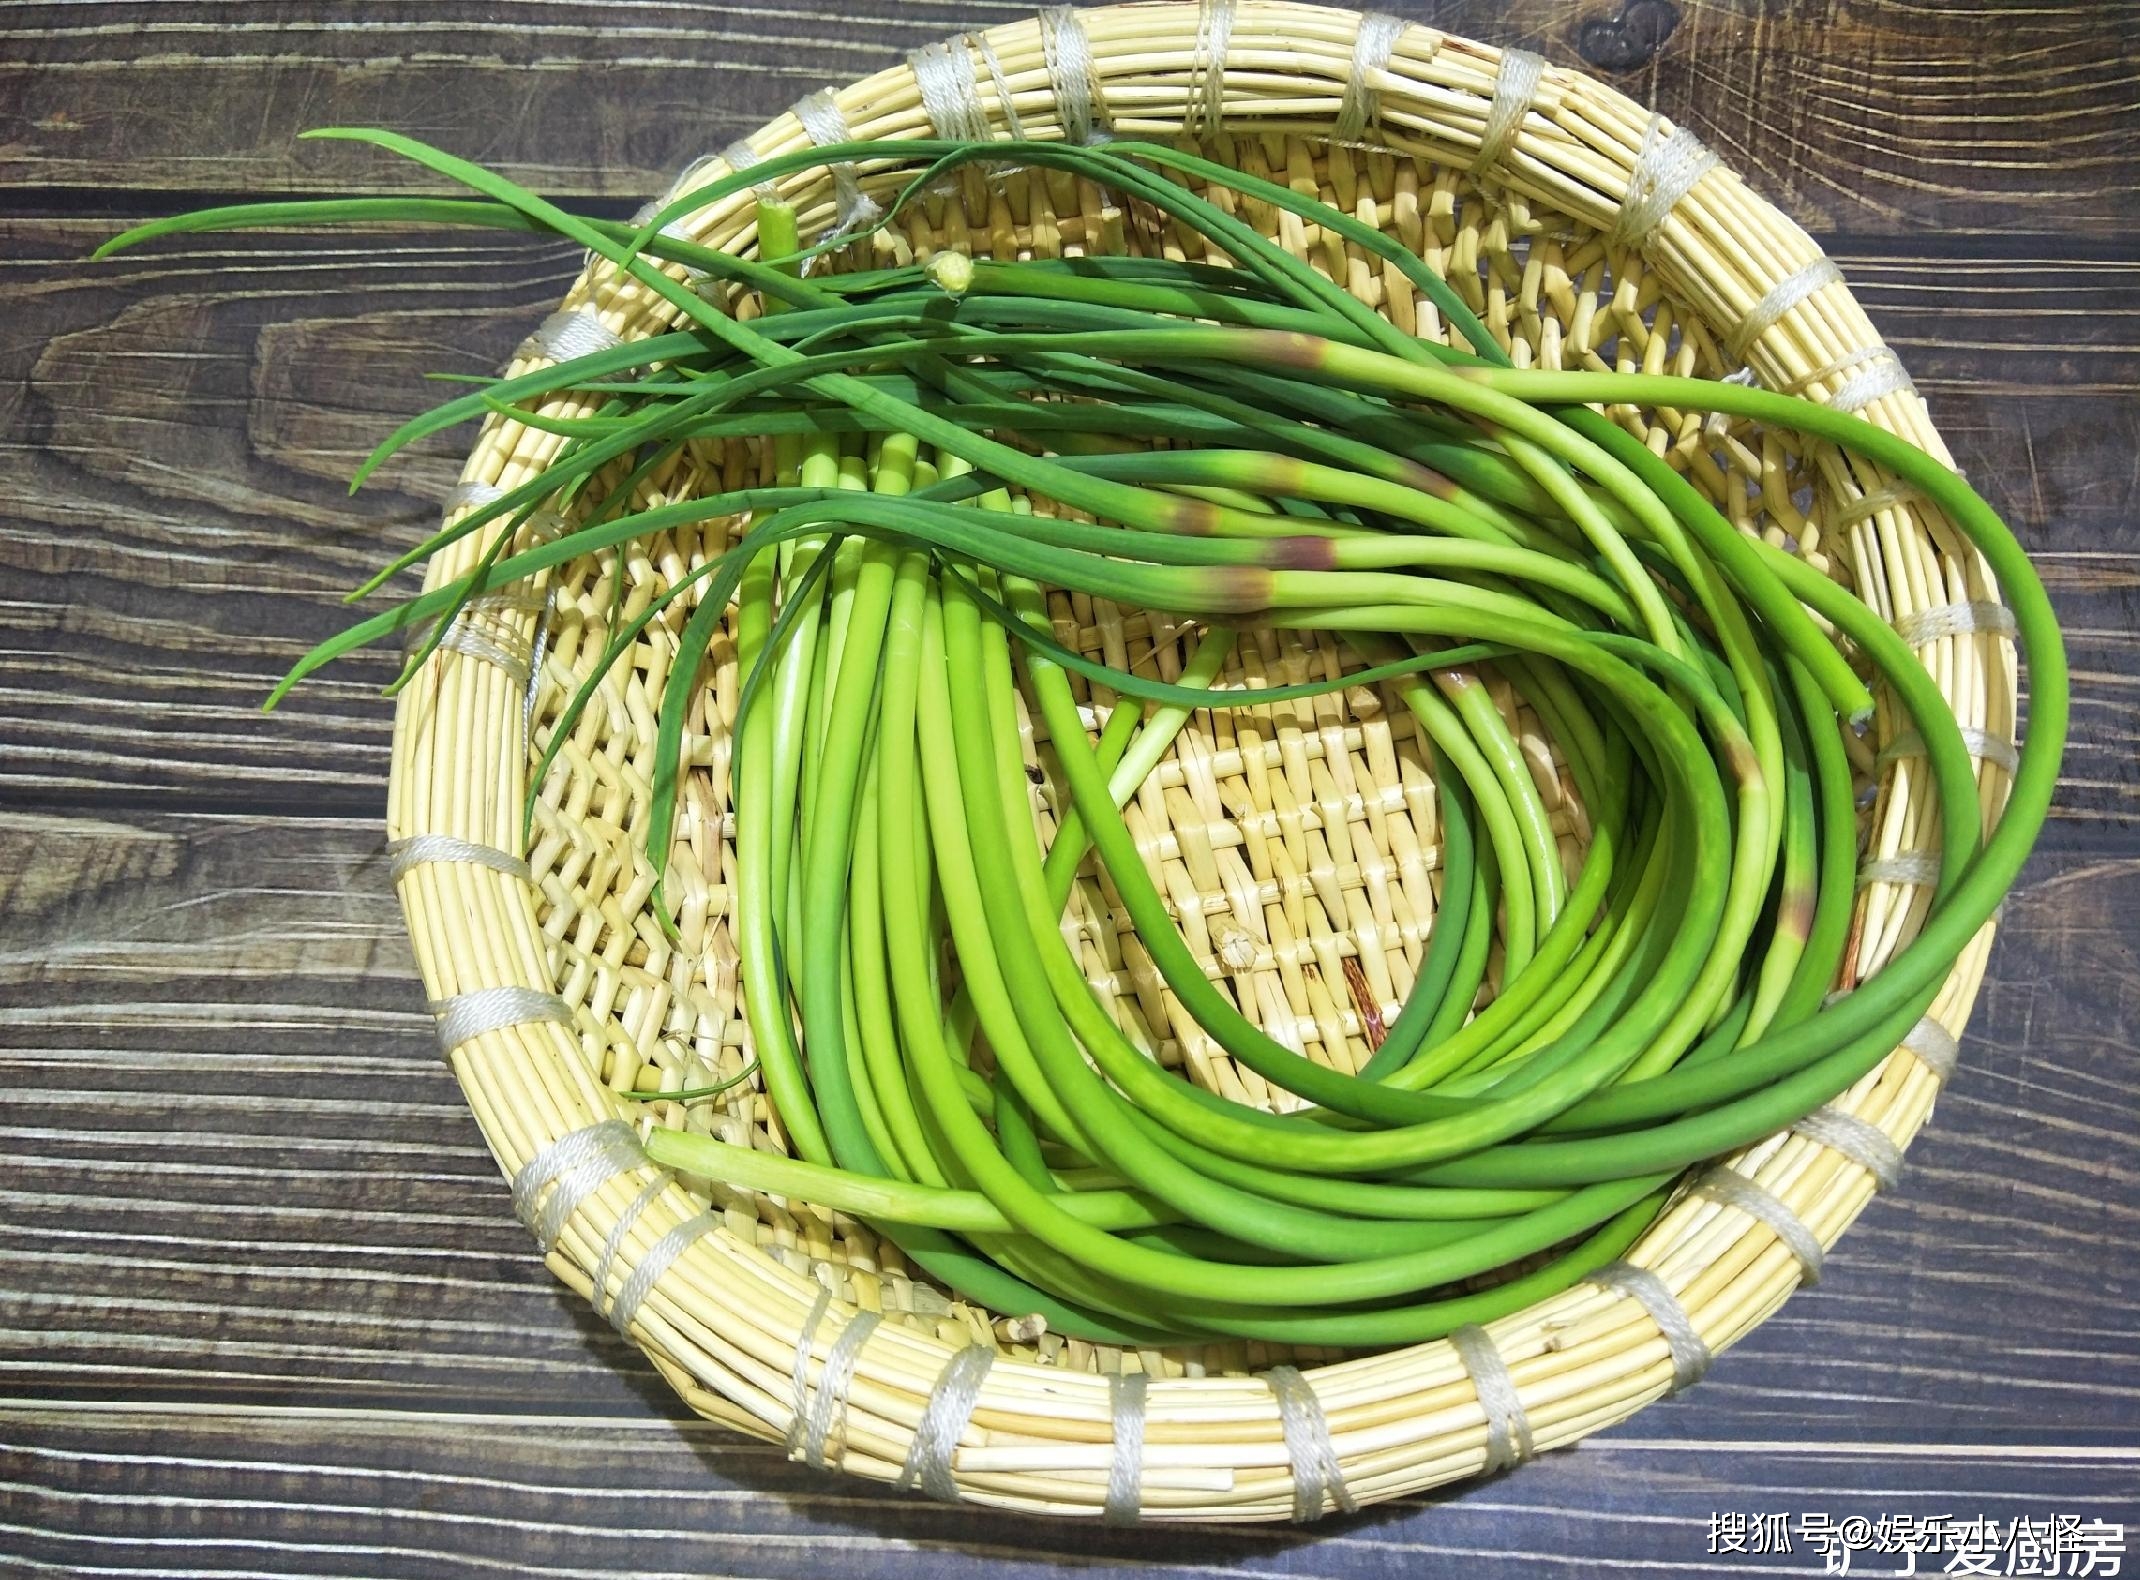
[{"xmin": 385, "ymin": 0, "xmax": 2015, "ymax": 1521}]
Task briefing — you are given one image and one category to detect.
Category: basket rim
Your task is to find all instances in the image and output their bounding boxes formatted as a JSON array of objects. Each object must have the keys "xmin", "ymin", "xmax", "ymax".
[{"xmin": 387, "ymin": 0, "xmax": 2015, "ymax": 1522}]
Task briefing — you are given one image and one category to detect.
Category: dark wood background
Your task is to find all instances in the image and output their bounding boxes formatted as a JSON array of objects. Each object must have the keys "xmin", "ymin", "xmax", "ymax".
[{"xmin": 3, "ymin": 2, "xmax": 2137, "ymax": 1574}]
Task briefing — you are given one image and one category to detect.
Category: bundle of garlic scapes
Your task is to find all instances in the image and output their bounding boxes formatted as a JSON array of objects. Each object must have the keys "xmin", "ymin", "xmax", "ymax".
[{"xmin": 101, "ymin": 132, "xmax": 2065, "ymax": 1346}]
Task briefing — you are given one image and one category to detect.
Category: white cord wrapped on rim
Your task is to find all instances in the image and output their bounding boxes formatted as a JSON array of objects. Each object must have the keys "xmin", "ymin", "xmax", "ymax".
[
  {"xmin": 629, "ymin": 200, "xmax": 710, "ymax": 281},
  {"xmin": 1695, "ymin": 1166, "xmax": 1825, "ymax": 1285},
  {"xmin": 1039, "ymin": 4, "xmax": 1113, "ymax": 145},
  {"xmin": 911, "ymin": 37, "xmax": 995, "ymax": 143},
  {"xmin": 520, "ymin": 307, "xmax": 624, "ymax": 365},
  {"xmin": 591, "ymin": 1174, "xmax": 669, "ymax": 1328},
  {"xmin": 523, "ymin": 588, "xmax": 556, "ymax": 741},
  {"xmin": 1793, "ymin": 1104, "xmax": 1905, "ymax": 1192},
  {"xmin": 1588, "ymin": 1262, "xmax": 1711, "ymax": 1393},
  {"xmin": 1893, "ymin": 600, "xmax": 2018, "ymax": 648},
  {"xmin": 1700, "ymin": 366, "xmax": 1760, "ymax": 435},
  {"xmin": 968, "ymin": 30, "xmax": 1028, "ymax": 141},
  {"xmin": 1826, "ymin": 347, "xmax": 1917, "ymax": 415},
  {"xmin": 1903, "ymin": 1014, "xmax": 1961, "ymax": 1083},
  {"xmin": 431, "ymin": 986, "xmax": 572, "ymax": 1052},
  {"xmin": 1726, "ymin": 256, "xmax": 1843, "ymax": 363},
  {"xmin": 1834, "ymin": 483, "xmax": 1916, "ymax": 529},
  {"xmin": 1610, "ymin": 112, "xmax": 1718, "ymax": 249},
  {"xmin": 610, "ymin": 1209, "xmax": 719, "ymax": 1337},
  {"xmin": 508, "ymin": 1118, "xmax": 651, "ymax": 1252},
  {"xmin": 799, "ymin": 1306, "xmax": 884, "ymax": 1470},
  {"xmin": 433, "ymin": 616, "xmax": 532, "ymax": 684},
  {"xmin": 1104, "ymin": 1369, "xmax": 1149, "ymax": 1526},
  {"xmin": 418, "ymin": 587, "xmax": 546, "ymax": 686},
  {"xmin": 694, "ymin": 139, "xmax": 775, "ymax": 205},
  {"xmin": 1471, "ymin": 48, "xmax": 1543, "ymax": 173},
  {"xmin": 1877, "ymin": 724, "xmax": 2020, "ymax": 777},
  {"xmin": 787, "ymin": 1284, "xmax": 837, "ymax": 1456},
  {"xmin": 1333, "ymin": 12, "xmax": 1406, "ymax": 146},
  {"xmin": 792, "ymin": 89, "xmax": 885, "ymax": 245},
  {"xmin": 1448, "ymin": 1323, "xmax": 1534, "ymax": 1474},
  {"xmin": 1183, "ymin": 0, "xmax": 1238, "ymax": 136},
  {"xmin": 1265, "ymin": 1364, "xmax": 1356, "ymax": 1522},
  {"xmin": 1858, "ymin": 849, "xmax": 1942, "ymax": 890},
  {"xmin": 385, "ymin": 833, "xmax": 531, "ymax": 885},
  {"xmin": 443, "ymin": 479, "xmax": 506, "ymax": 515},
  {"xmin": 895, "ymin": 1343, "xmax": 996, "ymax": 1501}
]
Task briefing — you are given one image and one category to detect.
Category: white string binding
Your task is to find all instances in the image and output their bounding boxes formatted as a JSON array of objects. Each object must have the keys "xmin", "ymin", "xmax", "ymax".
[
  {"xmin": 610, "ymin": 1209, "xmax": 718, "ymax": 1336},
  {"xmin": 911, "ymin": 37, "xmax": 995, "ymax": 143},
  {"xmin": 1333, "ymin": 12, "xmax": 1405, "ymax": 146},
  {"xmin": 1448, "ymin": 1323, "xmax": 1534, "ymax": 1474},
  {"xmin": 792, "ymin": 89, "xmax": 885, "ymax": 245},
  {"xmin": 522, "ymin": 307, "xmax": 623, "ymax": 365},
  {"xmin": 433, "ymin": 618, "xmax": 532, "ymax": 684},
  {"xmin": 1785, "ymin": 342, "xmax": 1882, "ymax": 396},
  {"xmin": 1588, "ymin": 1262, "xmax": 1711, "ymax": 1392},
  {"xmin": 786, "ymin": 1284, "xmax": 837, "ymax": 1456},
  {"xmin": 1610, "ymin": 113, "xmax": 1718, "ymax": 249},
  {"xmin": 1039, "ymin": 4, "xmax": 1113, "ymax": 145},
  {"xmin": 1472, "ymin": 48, "xmax": 1543, "ymax": 173},
  {"xmin": 968, "ymin": 30, "xmax": 1028, "ymax": 141},
  {"xmin": 1104, "ymin": 1370, "xmax": 1148, "ymax": 1526},
  {"xmin": 1793, "ymin": 1105, "xmax": 1905, "ymax": 1191},
  {"xmin": 1893, "ymin": 600, "xmax": 2017, "ymax": 647},
  {"xmin": 1877, "ymin": 725, "xmax": 2020, "ymax": 777},
  {"xmin": 1858, "ymin": 849, "xmax": 1942, "ymax": 890},
  {"xmin": 459, "ymin": 586, "xmax": 547, "ymax": 615},
  {"xmin": 1835, "ymin": 483, "xmax": 1914, "ymax": 529},
  {"xmin": 1727, "ymin": 256, "xmax": 1843, "ymax": 362},
  {"xmin": 633, "ymin": 203, "xmax": 708, "ymax": 282},
  {"xmin": 385, "ymin": 833, "xmax": 530, "ymax": 885},
  {"xmin": 444, "ymin": 480, "xmax": 505, "ymax": 515},
  {"xmin": 508, "ymin": 1119, "xmax": 649, "ymax": 1252},
  {"xmin": 896, "ymin": 1343, "xmax": 996, "ymax": 1501},
  {"xmin": 523, "ymin": 586, "xmax": 556, "ymax": 742},
  {"xmin": 431, "ymin": 986, "xmax": 572, "ymax": 1051},
  {"xmin": 420, "ymin": 588, "xmax": 545, "ymax": 685},
  {"xmin": 1827, "ymin": 349, "xmax": 1916, "ymax": 414},
  {"xmin": 715, "ymin": 139, "xmax": 777, "ymax": 201},
  {"xmin": 1701, "ymin": 366, "xmax": 1759, "ymax": 435},
  {"xmin": 1184, "ymin": 0, "xmax": 1237, "ymax": 136},
  {"xmin": 1903, "ymin": 1015, "xmax": 1961, "ymax": 1083},
  {"xmin": 802, "ymin": 1308, "xmax": 884, "ymax": 1469},
  {"xmin": 591, "ymin": 1174, "xmax": 668, "ymax": 1326},
  {"xmin": 1266, "ymin": 1364, "xmax": 1356, "ymax": 1522},
  {"xmin": 521, "ymin": 509, "xmax": 571, "ymax": 545},
  {"xmin": 1696, "ymin": 1166, "xmax": 1825, "ymax": 1285}
]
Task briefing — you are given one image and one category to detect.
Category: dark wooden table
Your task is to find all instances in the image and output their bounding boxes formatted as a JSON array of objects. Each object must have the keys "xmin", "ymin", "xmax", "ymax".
[{"xmin": 3, "ymin": 2, "xmax": 2137, "ymax": 1574}]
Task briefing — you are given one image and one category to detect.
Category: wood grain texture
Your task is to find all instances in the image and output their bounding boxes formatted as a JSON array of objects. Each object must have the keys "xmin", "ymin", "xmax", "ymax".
[
  {"xmin": 5, "ymin": 1408, "xmax": 2139, "ymax": 1578},
  {"xmin": 2, "ymin": 0, "xmax": 2137, "ymax": 233},
  {"xmin": 2, "ymin": 0, "xmax": 2137, "ymax": 1572}
]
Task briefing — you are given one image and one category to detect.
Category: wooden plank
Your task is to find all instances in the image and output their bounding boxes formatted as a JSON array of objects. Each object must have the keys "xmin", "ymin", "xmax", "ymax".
[
  {"xmin": 0, "ymin": 219, "xmax": 554, "ymax": 813},
  {"xmin": 2, "ymin": 813, "xmax": 2135, "ymax": 1441},
  {"xmin": 0, "ymin": 1406, "xmax": 2135, "ymax": 1578},
  {"xmin": 3, "ymin": 216, "xmax": 2134, "ymax": 829},
  {"xmin": 1, "ymin": 2, "xmax": 2136, "ymax": 234},
  {"xmin": 3, "ymin": 5, "xmax": 2136, "ymax": 1560}
]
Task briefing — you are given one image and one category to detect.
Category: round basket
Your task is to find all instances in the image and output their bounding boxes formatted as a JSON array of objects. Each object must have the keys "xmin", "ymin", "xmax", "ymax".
[{"xmin": 387, "ymin": 0, "xmax": 2014, "ymax": 1521}]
